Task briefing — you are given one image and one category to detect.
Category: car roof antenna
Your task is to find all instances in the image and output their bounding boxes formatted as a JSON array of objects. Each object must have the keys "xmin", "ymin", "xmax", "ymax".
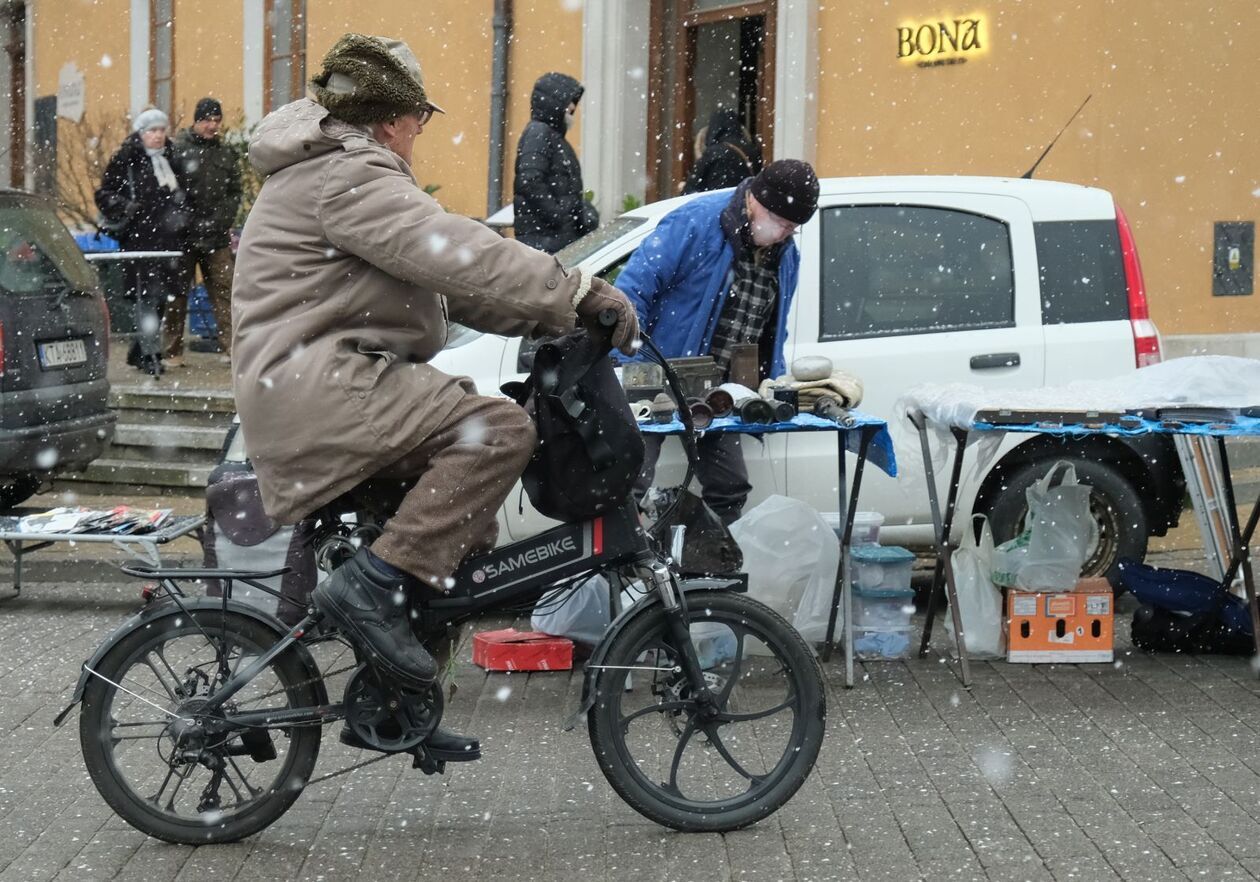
[{"xmin": 1022, "ymin": 94, "xmax": 1091, "ymax": 179}]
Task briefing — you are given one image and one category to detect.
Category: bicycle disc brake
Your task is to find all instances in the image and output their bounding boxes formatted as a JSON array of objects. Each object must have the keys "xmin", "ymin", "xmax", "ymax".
[{"xmin": 343, "ymin": 664, "xmax": 443, "ymax": 753}]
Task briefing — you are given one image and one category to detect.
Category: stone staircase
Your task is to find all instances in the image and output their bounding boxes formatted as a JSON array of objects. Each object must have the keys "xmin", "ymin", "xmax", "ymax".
[{"xmin": 62, "ymin": 385, "xmax": 234, "ymax": 493}]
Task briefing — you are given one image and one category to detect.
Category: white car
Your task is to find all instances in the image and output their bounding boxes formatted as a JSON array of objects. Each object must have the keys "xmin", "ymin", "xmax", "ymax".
[{"xmin": 436, "ymin": 176, "xmax": 1184, "ymax": 575}]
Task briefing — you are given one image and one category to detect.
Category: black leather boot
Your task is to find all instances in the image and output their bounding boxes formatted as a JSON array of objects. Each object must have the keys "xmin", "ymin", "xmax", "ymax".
[
  {"xmin": 339, "ymin": 724, "xmax": 482, "ymax": 761},
  {"xmin": 313, "ymin": 546, "xmax": 437, "ymax": 689}
]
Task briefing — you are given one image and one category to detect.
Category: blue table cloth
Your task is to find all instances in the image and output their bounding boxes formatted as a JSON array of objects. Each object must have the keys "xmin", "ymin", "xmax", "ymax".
[{"xmin": 640, "ymin": 411, "xmax": 897, "ymax": 477}]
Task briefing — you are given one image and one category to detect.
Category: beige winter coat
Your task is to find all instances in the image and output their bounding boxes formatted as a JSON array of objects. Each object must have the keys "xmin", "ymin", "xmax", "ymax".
[{"xmin": 233, "ymin": 99, "xmax": 579, "ymax": 523}]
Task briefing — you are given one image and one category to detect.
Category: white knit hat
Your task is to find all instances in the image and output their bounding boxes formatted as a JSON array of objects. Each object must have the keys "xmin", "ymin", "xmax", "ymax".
[{"xmin": 133, "ymin": 108, "xmax": 170, "ymax": 133}]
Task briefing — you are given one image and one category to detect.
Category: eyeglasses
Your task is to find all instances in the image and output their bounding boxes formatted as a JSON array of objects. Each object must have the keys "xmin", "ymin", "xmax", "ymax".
[{"xmin": 415, "ymin": 107, "xmax": 435, "ymax": 127}]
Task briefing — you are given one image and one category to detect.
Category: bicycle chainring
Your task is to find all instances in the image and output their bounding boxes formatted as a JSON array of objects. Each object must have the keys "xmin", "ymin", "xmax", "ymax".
[{"xmin": 342, "ymin": 665, "xmax": 443, "ymax": 753}]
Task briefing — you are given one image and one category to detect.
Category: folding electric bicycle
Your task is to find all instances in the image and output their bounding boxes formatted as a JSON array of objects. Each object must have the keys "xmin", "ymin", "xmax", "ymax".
[{"xmin": 57, "ymin": 327, "xmax": 827, "ymax": 844}]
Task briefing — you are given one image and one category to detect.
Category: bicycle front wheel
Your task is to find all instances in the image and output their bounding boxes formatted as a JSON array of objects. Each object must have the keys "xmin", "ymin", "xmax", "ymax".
[
  {"xmin": 588, "ymin": 591, "xmax": 825, "ymax": 832},
  {"xmin": 79, "ymin": 608, "xmax": 324, "ymax": 844}
]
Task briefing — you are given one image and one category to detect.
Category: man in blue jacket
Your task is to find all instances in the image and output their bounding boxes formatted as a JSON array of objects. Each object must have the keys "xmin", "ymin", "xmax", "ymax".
[{"xmin": 617, "ymin": 159, "xmax": 819, "ymax": 524}]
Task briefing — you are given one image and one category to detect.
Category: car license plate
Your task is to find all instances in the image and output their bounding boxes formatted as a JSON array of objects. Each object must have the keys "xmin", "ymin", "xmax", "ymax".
[{"xmin": 38, "ymin": 338, "xmax": 87, "ymax": 368}]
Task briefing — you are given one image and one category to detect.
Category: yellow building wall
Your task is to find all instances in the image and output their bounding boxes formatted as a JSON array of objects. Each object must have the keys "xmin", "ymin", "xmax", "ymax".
[
  {"xmin": 503, "ymin": 0, "xmax": 585, "ymax": 209},
  {"xmin": 816, "ymin": 1, "xmax": 1260, "ymax": 336},
  {"xmin": 307, "ymin": 1, "xmax": 496, "ymax": 218},
  {"xmin": 172, "ymin": 0, "xmax": 245, "ymax": 126}
]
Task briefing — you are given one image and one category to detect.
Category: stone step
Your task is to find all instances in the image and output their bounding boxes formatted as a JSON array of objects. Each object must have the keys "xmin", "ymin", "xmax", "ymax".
[
  {"xmin": 111, "ymin": 407, "xmax": 235, "ymax": 428},
  {"xmin": 109, "ymin": 386, "xmax": 236, "ymax": 415},
  {"xmin": 67, "ymin": 458, "xmax": 214, "ymax": 489},
  {"xmin": 111, "ymin": 423, "xmax": 228, "ymax": 452}
]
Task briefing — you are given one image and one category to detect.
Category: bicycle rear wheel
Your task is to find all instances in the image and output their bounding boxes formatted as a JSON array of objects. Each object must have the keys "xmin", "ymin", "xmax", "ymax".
[
  {"xmin": 79, "ymin": 609, "xmax": 323, "ymax": 844},
  {"xmin": 588, "ymin": 592, "xmax": 825, "ymax": 831}
]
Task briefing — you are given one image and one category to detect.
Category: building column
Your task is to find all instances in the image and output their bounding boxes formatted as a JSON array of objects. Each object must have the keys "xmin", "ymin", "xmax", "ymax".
[
  {"xmin": 128, "ymin": 0, "xmax": 148, "ymax": 117},
  {"xmin": 580, "ymin": 0, "xmax": 650, "ymax": 219},
  {"xmin": 773, "ymin": 0, "xmax": 817, "ymax": 164},
  {"xmin": 242, "ymin": 0, "xmax": 264, "ymax": 127}
]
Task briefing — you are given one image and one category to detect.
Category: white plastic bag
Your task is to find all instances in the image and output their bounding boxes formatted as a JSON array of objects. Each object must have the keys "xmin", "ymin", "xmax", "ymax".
[
  {"xmin": 946, "ymin": 515, "xmax": 1005, "ymax": 658},
  {"xmin": 729, "ymin": 496, "xmax": 841, "ymax": 642},
  {"xmin": 991, "ymin": 462, "xmax": 1097, "ymax": 591},
  {"xmin": 531, "ymin": 576, "xmax": 611, "ymax": 646}
]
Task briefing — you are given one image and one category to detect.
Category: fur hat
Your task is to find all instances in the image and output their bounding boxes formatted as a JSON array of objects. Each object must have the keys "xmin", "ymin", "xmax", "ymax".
[{"xmin": 310, "ymin": 33, "xmax": 444, "ymax": 125}]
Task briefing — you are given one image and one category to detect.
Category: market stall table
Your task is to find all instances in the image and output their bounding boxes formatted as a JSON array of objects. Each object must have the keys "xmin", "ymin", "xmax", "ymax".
[
  {"xmin": 0, "ymin": 514, "xmax": 205, "ymax": 596},
  {"xmin": 642, "ymin": 411, "xmax": 896, "ymax": 687},
  {"xmin": 906, "ymin": 407, "xmax": 1260, "ymax": 687}
]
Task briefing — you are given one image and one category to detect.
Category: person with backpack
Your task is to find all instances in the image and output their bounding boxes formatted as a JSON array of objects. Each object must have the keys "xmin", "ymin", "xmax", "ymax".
[
  {"xmin": 231, "ymin": 34, "xmax": 637, "ymax": 758},
  {"xmin": 683, "ymin": 109, "xmax": 763, "ymax": 195},
  {"xmin": 617, "ymin": 159, "xmax": 820, "ymax": 525}
]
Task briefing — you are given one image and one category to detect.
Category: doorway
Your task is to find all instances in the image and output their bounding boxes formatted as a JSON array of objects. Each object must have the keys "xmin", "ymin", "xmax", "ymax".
[{"xmin": 647, "ymin": 0, "xmax": 776, "ymax": 202}]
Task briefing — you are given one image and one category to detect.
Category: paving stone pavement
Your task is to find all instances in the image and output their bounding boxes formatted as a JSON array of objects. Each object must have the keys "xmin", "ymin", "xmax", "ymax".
[{"xmin": 3, "ymin": 554, "xmax": 1260, "ymax": 882}]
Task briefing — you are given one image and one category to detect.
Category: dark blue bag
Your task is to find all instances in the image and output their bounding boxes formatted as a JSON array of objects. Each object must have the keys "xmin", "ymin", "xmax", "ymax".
[{"xmin": 1117, "ymin": 558, "xmax": 1253, "ymax": 654}]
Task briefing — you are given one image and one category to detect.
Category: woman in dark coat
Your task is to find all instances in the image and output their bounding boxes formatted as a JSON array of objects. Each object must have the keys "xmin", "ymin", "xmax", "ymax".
[
  {"xmin": 683, "ymin": 109, "xmax": 763, "ymax": 195},
  {"xmin": 513, "ymin": 72, "xmax": 598, "ymax": 254},
  {"xmin": 95, "ymin": 108, "xmax": 189, "ymax": 376}
]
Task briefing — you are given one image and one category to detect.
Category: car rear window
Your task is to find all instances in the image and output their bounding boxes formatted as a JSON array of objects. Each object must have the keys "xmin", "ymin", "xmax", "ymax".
[
  {"xmin": 1035, "ymin": 220, "xmax": 1128, "ymax": 324},
  {"xmin": 819, "ymin": 204, "xmax": 1015, "ymax": 341},
  {"xmin": 0, "ymin": 202, "xmax": 98, "ymax": 294},
  {"xmin": 554, "ymin": 216, "xmax": 647, "ymax": 269}
]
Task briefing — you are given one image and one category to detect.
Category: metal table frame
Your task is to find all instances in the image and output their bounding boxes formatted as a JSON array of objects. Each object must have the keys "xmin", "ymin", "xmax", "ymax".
[
  {"xmin": 643, "ymin": 414, "xmax": 892, "ymax": 687},
  {"xmin": 0, "ymin": 514, "xmax": 205, "ymax": 595},
  {"xmin": 909, "ymin": 409, "xmax": 1260, "ymax": 686}
]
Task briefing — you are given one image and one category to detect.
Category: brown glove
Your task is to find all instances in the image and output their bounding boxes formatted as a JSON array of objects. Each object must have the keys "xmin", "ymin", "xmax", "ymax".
[{"xmin": 576, "ymin": 275, "xmax": 640, "ymax": 356}]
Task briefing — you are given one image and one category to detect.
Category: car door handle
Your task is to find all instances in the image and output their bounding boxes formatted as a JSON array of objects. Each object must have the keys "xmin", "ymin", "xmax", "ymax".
[{"xmin": 970, "ymin": 352, "xmax": 1021, "ymax": 370}]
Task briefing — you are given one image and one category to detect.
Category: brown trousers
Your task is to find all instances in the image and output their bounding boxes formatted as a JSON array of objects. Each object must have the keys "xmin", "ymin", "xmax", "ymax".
[
  {"xmin": 352, "ymin": 393, "xmax": 536, "ymax": 591},
  {"xmin": 164, "ymin": 246, "xmax": 235, "ymax": 358}
]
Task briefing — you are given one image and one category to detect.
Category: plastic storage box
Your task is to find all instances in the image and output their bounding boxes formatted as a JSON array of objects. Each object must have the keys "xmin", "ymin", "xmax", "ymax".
[
  {"xmin": 850, "ymin": 545, "xmax": 916, "ymax": 659},
  {"xmin": 851, "ymin": 544, "xmax": 915, "ymax": 592},
  {"xmin": 822, "ymin": 511, "xmax": 884, "ymax": 546}
]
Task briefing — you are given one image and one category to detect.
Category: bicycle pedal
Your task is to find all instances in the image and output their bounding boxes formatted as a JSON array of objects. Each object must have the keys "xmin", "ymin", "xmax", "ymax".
[{"xmin": 410, "ymin": 747, "xmax": 446, "ymax": 776}]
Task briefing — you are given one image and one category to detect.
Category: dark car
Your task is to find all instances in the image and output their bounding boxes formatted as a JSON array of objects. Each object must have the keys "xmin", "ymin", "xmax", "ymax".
[{"xmin": 0, "ymin": 190, "xmax": 115, "ymax": 506}]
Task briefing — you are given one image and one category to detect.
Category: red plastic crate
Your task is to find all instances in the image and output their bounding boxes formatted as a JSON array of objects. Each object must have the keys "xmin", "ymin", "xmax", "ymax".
[{"xmin": 472, "ymin": 628, "xmax": 573, "ymax": 672}]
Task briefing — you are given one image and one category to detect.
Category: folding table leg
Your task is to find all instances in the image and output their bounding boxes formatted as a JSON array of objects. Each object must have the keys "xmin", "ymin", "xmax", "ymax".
[
  {"xmin": 823, "ymin": 428, "xmax": 874, "ymax": 691},
  {"xmin": 913, "ymin": 420, "xmax": 972, "ymax": 686},
  {"xmin": 1214, "ymin": 437, "xmax": 1260, "ymax": 667}
]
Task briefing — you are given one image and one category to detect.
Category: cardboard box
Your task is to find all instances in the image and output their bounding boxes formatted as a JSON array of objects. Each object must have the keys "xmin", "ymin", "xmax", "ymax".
[
  {"xmin": 472, "ymin": 628, "xmax": 573, "ymax": 672},
  {"xmin": 1007, "ymin": 577, "xmax": 1114, "ymax": 663}
]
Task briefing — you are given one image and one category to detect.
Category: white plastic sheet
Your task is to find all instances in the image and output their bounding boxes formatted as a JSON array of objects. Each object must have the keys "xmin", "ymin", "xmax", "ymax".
[
  {"xmin": 893, "ymin": 355, "xmax": 1260, "ymax": 496},
  {"xmin": 729, "ymin": 495, "xmax": 841, "ymax": 642}
]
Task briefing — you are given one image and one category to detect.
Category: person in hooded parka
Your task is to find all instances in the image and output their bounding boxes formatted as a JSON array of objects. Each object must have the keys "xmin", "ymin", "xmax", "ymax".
[
  {"xmin": 683, "ymin": 109, "xmax": 763, "ymax": 195},
  {"xmin": 512, "ymin": 72, "xmax": 598, "ymax": 254}
]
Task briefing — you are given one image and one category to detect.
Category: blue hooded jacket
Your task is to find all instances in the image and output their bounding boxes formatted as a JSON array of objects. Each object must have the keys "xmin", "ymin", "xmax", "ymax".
[{"xmin": 614, "ymin": 188, "xmax": 800, "ymax": 379}]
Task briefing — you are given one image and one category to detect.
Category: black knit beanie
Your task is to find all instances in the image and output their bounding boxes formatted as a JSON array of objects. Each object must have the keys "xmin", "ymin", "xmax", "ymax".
[
  {"xmin": 194, "ymin": 97, "xmax": 223, "ymax": 121},
  {"xmin": 749, "ymin": 159, "xmax": 820, "ymax": 225}
]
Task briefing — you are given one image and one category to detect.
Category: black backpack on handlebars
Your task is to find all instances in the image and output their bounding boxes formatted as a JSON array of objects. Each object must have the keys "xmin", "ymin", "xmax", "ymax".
[{"xmin": 503, "ymin": 328, "xmax": 645, "ymax": 523}]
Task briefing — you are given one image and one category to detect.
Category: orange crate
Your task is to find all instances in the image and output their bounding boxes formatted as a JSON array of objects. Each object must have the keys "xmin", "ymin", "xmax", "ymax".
[{"xmin": 1007, "ymin": 577, "xmax": 1114, "ymax": 663}]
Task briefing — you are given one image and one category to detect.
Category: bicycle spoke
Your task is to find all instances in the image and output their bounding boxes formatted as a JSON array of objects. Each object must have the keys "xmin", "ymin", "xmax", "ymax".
[
  {"xmin": 165, "ymin": 764, "xmax": 194, "ymax": 812},
  {"xmin": 715, "ymin": 631, "xmax": 747, "ymax": 705},
  {"xmin": 227, "ymin": 757, "xmax": 262, "ymax": 799},
  {"xmin": 144, "ymin": 650, "xmax": 181, "ymax": 700},
  {"xmin": 149, "ymin": 766, "xmax": 177, "ymax": 806},
  {"xmin": 705, "ymin": 725, "xmax": 765, "ymax": 786},
  {"xmin": 717, "ymin": 694, "xmax": 797, "ymax": 724},
  {"xmin": 618, "ymin": 700, "xmax": 693, "ymax": 733},
  {"xmin": 665, "ymin": 719, "xmax": 699, "ymax": 796}
]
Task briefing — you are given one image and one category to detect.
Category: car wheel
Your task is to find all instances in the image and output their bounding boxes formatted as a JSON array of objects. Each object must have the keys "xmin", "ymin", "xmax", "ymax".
[
  {"xmin": 981, "ymin": 457, "xmax": 1147, "ymax": 579},
  {"xmin": 0, "ymin": 475, "xmax": 43, "ymax": 509}
]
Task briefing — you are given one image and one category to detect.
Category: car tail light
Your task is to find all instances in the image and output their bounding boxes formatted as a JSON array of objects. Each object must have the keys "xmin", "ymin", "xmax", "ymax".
[{"xmin": 1116, "ymin": 205, "xmax": 1161, "ymax": 367}]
